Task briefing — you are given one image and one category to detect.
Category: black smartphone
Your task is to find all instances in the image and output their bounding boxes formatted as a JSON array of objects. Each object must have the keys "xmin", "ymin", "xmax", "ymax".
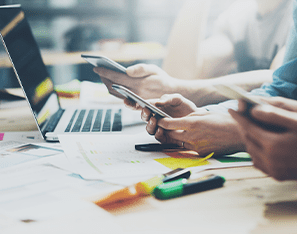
[
  {"xmin": 112, "ymin": 84, "xmax": 172, "ymax": 119},
  {"xmin": 81, "ymin": 54, "xmax": 127, "ymax": 73}
]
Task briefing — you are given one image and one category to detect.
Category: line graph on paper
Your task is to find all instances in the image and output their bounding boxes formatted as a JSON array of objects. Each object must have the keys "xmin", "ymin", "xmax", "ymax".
[{"xmin": 58, "ymin": 134, "xmax": 170, "ymax": 180}]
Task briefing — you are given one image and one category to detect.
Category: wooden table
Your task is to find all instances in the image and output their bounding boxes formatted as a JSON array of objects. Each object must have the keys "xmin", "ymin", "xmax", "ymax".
[
  {"xmin": 2, "ymin": 165, "xmax": 297, "ymax": 234},
  {"xmin": 1, "ymin": 90, "xmax": 297, "ymax": 234}
]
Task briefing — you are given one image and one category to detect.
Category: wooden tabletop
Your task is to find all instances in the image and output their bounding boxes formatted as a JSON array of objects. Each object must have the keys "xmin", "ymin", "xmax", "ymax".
[
  {"xmin": 1, "ymin": 88, "xmax": 297, "ymax": 234},
  {"xmin": 2, "ymin": 165, "xmax": 297, "ymax": 234}
]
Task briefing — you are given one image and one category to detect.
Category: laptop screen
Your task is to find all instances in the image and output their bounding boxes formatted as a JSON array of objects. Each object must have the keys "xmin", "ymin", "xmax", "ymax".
[{"xmin": 0, "ymin": 5, "xmax": 60, "ymax": 129}]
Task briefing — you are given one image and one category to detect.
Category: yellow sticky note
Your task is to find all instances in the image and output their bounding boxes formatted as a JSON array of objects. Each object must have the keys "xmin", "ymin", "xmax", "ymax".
[{"xmin": 155, "ymin": 152, "xmax": 214, "ymax": 170}]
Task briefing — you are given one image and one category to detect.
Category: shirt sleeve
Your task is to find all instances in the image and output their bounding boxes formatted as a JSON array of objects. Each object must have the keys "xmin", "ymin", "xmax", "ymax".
[
  {"xmin": 204, "ymin": 57, "xmax": 297, "ymax": 114},
  {"xmin": 252, "ymin": 57, "xmax": 297, "ymax": 98}
]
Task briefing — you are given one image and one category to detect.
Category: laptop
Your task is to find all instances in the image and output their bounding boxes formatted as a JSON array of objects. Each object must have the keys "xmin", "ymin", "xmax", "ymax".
[{"xmin": 0, "ymin": 5, "xmax": 124, "ymax": 141}]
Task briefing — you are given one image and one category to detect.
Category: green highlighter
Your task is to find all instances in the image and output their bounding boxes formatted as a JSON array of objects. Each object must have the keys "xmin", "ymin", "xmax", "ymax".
[{"xmin": 153, "ymin": 174, "xmax": 225, "ymax": 200}]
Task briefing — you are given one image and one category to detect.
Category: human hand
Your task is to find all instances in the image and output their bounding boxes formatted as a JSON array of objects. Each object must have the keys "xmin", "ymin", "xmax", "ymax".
[
  {"xmin": 152, "ymin": 111, "xmax": 245, "ymax": 156},
  {"xmin": 238, "ymin": 96, "xmax": 297, "ymax": 113},
  {"xmin": 141, "ymin": 94, "xmax": 198, "ymax": 134},
  {"xmin": 229, "ymin": 100, "xmax": 297, "ymax": 181},
  {"xmin": 94, "ymin": 63, "xmax": 182, "ymax": 100}
]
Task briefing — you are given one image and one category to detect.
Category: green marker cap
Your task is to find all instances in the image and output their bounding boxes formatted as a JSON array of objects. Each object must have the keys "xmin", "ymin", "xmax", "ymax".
[{"xmin": 153, "ymin": 178, "xmax": 185, "ymax": 200}]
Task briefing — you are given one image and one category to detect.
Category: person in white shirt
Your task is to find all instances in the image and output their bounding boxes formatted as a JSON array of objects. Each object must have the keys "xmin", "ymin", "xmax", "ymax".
[{"xmin": 96, "ymin": 0, "xmax": 293, "ymax": 107}]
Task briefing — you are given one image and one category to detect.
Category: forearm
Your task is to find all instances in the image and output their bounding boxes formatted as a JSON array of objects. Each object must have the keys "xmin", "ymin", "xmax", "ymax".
[
  {"xmin": 162, "ymin": 0, "xmax": 211, "ymax": 80},
  {"xmin": 176, "ymin": 69, "xmax": 274, "ymax": 107}
]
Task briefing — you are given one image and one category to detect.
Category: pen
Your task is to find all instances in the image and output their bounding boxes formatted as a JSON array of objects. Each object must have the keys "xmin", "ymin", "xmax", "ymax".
[
  {"xmin": 153, "ymin": 174, "xmax": 225, "ymax": 200},
  {"xmin": 94, "ymin": 168, "xmax": 191, "ymax": 207}
]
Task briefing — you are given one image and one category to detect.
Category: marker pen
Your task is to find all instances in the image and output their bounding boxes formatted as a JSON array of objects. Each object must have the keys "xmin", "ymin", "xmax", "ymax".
[
  {"xmin": 153, "ymin": 174, "xmax": 225, "ymax": 200},
  {"xmin": 94, "ymin": 168, "xmax": 191, "ymax": 207}
]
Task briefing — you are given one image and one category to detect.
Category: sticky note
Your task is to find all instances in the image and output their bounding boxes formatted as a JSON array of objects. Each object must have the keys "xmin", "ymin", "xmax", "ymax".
[
  {"xmin": 155, "ymin": 152, "xmax": 214, "ymax": 170},
  {"xmin": 216, "ymin": 152, "xmax": 252, "ymax": 163}
]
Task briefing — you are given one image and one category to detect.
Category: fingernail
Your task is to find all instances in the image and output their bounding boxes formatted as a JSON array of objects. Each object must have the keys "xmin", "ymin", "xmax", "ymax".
[{"xmin": 148, "ymin": 118, "xmax": 154, "ymax": 125}]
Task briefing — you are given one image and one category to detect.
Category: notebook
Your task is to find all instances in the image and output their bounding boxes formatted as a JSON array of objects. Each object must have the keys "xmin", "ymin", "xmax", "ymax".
[{"xmin": 0, "ymin": 5, "xmax": 123, "ymax": 141}]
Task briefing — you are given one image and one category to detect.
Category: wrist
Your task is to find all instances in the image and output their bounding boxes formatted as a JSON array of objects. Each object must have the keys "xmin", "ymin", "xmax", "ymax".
[{"xmin": 181, "ymin": 79, "xmax": 214, "ymax": 107}]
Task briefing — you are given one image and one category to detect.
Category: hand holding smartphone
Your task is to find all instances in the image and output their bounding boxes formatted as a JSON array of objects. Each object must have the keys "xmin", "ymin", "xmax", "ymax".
[
  {"xmin": 81, "ymin": 54, "xmax": 171, "ymax": 118},
  {"xmin": 214, "ymin": 84, "xmax": 286, "ymax": 132},
  {"xmin": 112, "ymin": 84, "xmax": 172, "ymax": 119},
  {"xmin": 213, "ymin": 84, "xmax": 262, "ymax": 106}
]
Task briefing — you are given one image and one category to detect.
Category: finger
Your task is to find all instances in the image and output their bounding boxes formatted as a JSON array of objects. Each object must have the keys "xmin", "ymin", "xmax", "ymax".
[
  {"xmin": 157, "ymin": 117, "xmax": 193, "ymax": 131},
  {"xmin": 94, "ymin": 67, "xmax": 141, "ymax": 93},
  {"xmin": 237, "ymin": 99, "xmax": 248, "ymax": 113},
  {"xmin": 244, "ymin": 131, "xmax": 263, "ymax": 151},
  {"xmin": 93, "ymin": 67, "xmax": 129, "ymax": 84},
  {"xmin": 100, "ymin": 77, "xmax": 125, "ymax": 99},
  {"xmin": 141, "ymin": 107, "xmax": 153, "ymax": 122},
  {"xmin": 154, "ymin": 128, "xmax": 190, "ymax": 149},
  {"xmin": 229, "ymin": 109, "xmax": 251, "ymax": 128},
  {"xmin": 146, "ymin": 116, "xmax": 158, "ymax": 135},
  {"xmin": 126, "ymin": 64, "xmax": 162, "ymax": 78},
  {"xmin": 155, "ymin": 127, "xmax": 169, "ymax": 143},
  {"xmin": 163, "ymin": 131, "xmax": 206, "ymax": 153},
  {"xmin": 249, "ymin": 152, "xmax": 269, "ymax": 176},
  {"xmin": 156, "ymin": 129, "xmax": 210, "ymax": 153},
  {"xmin": 233, "ymin": 121, "xmax": 268, "ymax": 173},
  {"xmin": 163, "ymin": 129, "xmax": 187, "ymax": 144},
  {"xmin": 123, "ymin": 98, "xmax": 138, "ymax": 110},
  {"xmin": 155, "ymin": 94, "xmax": 183, "ymax": 107},
  {"xmin": 242, "ymin": 137, "xmax": 268, "ymax": 174},
  {"xmin": 260, "ymin": 96, "xmax": 297, "ymax": 111},
  {"xmin": 229, "ymin": 109, "xmax": 267, "ymax": 146},
  {"xmin": 251, "ymin": 104, "xmax": 297, "ymax": 129}
]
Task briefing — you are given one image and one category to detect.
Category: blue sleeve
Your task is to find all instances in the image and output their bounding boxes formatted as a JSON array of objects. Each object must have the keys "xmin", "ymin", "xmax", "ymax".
[
  {"xmin": 251, "ymin": 58, "xmax": 297, "ymax": 99},
  {"xmin": 252, "ymin": 0, "xmax": 297, "ymax": 99},
  {"xmin": 206, "ymin": 56, "xmax": 297, "ymax": 114},
  {"xmin": 283, "ymin": 0, "xmax": 297, "ymax": 63}
]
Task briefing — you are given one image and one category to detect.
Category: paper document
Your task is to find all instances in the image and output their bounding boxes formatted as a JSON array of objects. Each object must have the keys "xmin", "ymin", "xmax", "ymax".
[
  {"xmin": 58, "ymin": 133, "xmax": 170, "ymax": 180},
  {"xmin": 0, "ymin": 142, "xmax": 63, "ymax": 170},
  {"xmin": 59, "ymin": 133, "xmax": 253, "ymax": 181}
]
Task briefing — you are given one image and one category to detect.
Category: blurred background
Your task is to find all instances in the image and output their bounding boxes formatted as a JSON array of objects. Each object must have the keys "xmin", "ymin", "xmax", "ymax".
[{"xmin": 0, "ymin": 0, "xmax": 236, "ymax": 89}]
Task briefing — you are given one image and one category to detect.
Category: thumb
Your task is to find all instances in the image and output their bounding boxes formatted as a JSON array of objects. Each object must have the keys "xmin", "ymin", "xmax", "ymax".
[
  {"xmin": 251, "ymin": 104, "xmax": 297, "ymax": 130},
  {"xmin": 126, "ymin": 64, "xmax": 162, "ymax": 78},
  {"xmin": 155, "ymin": 94, "xmax": 183, "ymax": 107}
]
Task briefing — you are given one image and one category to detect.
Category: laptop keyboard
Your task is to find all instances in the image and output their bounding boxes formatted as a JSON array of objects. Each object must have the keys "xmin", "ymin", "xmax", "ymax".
[
  {"xmin": 45, "ymin": 109, "xmax": 65, "ymax": 133},
  {"xmin": 63, "ymin": 109, "xmax": 122, "ymax": 133}
]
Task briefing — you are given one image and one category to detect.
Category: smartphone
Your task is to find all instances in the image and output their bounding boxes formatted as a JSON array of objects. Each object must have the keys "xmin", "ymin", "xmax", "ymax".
[
  {"xmin": 112, "ymin": 84, "xmax": 172, "ymax": 119},
  {"xmin": 213, "ymin": 84, "xmax": 262, "ymax": 106},
  {"xmin": 81, "ymin": 54, "xmax": 127, "ymax": 73},
  {"xmin": 214, "ymin": 84, "xmax": 286, "ymax": 132}
]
